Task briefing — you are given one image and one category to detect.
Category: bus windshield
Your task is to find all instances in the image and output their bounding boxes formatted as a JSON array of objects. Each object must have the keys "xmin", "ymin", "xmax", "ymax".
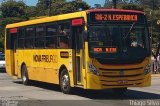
[{"xmin": 88, "ymin": 24, "xmax": 150, "ymax": 64}]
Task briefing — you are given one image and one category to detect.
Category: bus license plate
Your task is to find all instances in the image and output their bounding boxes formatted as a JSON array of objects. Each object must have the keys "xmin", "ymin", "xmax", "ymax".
[{"xmin": 117, "ymin": 80, "xmax": 128, "ymax": 84}]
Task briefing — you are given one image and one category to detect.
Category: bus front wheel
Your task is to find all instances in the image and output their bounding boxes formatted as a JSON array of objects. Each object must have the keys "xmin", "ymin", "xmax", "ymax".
[
  {"xmin": 21, "ymin": 65, "xmax": 30, "ymax": 85},
  {"xmin": 60, "ymin": 69, "xmax": 71, "ymax": 94}
]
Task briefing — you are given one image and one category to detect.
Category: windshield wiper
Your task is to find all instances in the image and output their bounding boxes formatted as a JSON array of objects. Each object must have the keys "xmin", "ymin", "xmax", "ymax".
[{"xmin": 123, "ymin": 22, "xmax": 136, "ymax": 40}]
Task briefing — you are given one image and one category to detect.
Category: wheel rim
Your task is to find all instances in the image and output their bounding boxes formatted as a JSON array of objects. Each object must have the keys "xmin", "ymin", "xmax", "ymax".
[
  {"xmin": 22, "ymin": 67, "xmax": 27, "ymax": 82},
  {"xmin": 22, "ymin": 73, "xmax": 26, "ymax": 82},
  {"xmin": 61, "ymin": 73, "xmax": 69, "ymax": 91}
]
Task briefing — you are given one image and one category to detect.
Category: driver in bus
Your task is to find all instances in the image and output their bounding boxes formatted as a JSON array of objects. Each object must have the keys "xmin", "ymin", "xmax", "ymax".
[
  {"xmin": 129, "ymin": 30, "xmax": 144, "ymax": 48},
  {"xmin": 128, "ymin": 30, "xmax": 138, "ymax": 47}
]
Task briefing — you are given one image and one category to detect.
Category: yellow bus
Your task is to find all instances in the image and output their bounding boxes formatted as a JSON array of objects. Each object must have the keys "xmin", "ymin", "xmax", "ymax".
[{"xmin": 5, "ymin": 9, "xmax": 151, "ymax": 94}]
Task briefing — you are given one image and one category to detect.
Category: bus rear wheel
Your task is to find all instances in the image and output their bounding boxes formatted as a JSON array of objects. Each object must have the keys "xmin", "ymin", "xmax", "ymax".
[
  {"xmin": 21, "ymin": 65, "xmax": 30, "ymax": 85},
  {"xmin": 112, "ymin": 88, "xmax": 127, "ymax": 96},
  {"xmin": 60, "ymin": 69, "xmax": 71, "ymax": 94}
]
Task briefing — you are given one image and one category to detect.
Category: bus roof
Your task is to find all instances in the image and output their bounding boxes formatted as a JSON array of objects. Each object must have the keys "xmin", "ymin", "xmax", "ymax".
[
  {"xmin": 86, "ymin": 9, "xmax": 144, "ymax": 14},
  {"xmin": 6, "ymin": 9, "xmax": 144, "ymax": 29}
]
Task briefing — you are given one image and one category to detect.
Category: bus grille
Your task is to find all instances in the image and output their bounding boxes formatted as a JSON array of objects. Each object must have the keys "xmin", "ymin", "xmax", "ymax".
[{"xmin": 98, "ymin": 67, "xmax": 144, "ymax": 87}]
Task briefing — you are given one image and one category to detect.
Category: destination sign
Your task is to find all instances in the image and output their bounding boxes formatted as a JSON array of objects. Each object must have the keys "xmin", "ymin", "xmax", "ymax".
[
  {"xmin": 88, "ymin": 12, "xmax": 145, "ymax": 23},
  {"xmin": 95, "ymin": 14, "xmax": 138, "ymax": 21}
]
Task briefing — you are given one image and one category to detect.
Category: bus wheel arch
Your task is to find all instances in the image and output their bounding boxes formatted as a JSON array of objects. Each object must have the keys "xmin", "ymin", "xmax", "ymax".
[
  {"xmin": 21, "ymin": 63, "xmax": 30, "ymax": 85},
  {"xmin": 59, "ymin": 65, "xmax": 71, "ymax": 94}
]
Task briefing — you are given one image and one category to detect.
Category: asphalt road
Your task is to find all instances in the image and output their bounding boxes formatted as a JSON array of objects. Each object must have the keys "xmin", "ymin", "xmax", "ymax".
[{"xmin": 0, "ymin": 72, "xmax": 160, "ymax": 106}]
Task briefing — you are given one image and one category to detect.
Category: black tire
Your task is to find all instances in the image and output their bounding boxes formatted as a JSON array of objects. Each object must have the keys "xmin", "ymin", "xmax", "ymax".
[
  {"xmin": 60, "ymin": 69, "xmax": 71, "ymax": 94},
  {"xmin": 21, "ymin": 65, "xmax": 30, "ymax": 85},
  {"xmin": 112, "ymin": 88, "xmax": 127, "ymax": 96}
]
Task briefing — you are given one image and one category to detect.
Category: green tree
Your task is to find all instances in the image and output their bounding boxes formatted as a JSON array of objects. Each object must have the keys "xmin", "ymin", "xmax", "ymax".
[
  {"xmin": 0, "ymin": 0, "xmax": 29, "ymax": 51},
  {"xmin": 36, "ymin": 0, "xmax": 90, "ymax": 16},
  {"xmin": 36, "ymin": 0, "xmax": 49, "ymax": 16},
  {"xmin": 25, "ymin": 6, "xmax": 38, "ymax": 17},
  {"xmin": 0, "ymin": 0, "xmax": 27, "ymax": 18},
  {"xmin": 121, "ymin": 3, "xmax": 144, "ymax": 11},
  {"xmin": 62, "ymin": 1, "xmax": 90, "ymax": 14},
  {"xmin": 139, "ymin": 0, "xmax": 160, "ymax": 9}
]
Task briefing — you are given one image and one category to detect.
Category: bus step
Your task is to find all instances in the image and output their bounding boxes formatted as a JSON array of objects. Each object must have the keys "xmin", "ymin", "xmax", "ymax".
[
  {"xmin": 12, "ymin": 76, "xmax": 18, "ymax": 79},
  {"xmin": 75, "ymin": 84, "xmax": 83, "ymax": 88}
]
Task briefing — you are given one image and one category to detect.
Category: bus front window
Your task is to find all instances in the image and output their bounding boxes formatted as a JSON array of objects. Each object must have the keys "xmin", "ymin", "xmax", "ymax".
[
  {"xmin": 88, "ymin": 26, "xmax": 121, "ymax": 49},
  {"xmin": 122, "ymin": 25, "xmax": 147, "ymax": 49},
  {"xmin": 88, "ymin": 24, "xmax": 150, "ymax": 64}
]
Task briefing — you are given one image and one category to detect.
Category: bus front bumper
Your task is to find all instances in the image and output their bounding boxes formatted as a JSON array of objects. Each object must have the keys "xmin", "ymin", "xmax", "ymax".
[{"xmin": 86, "ymin": 72, "xmax": 151, "ymax": 90}]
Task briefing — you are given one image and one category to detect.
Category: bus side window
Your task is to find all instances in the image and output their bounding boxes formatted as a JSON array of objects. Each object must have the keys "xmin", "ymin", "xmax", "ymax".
[
  {"xmin": 46, "ymin": 37, "xmax": 57, "ymax": 48},
  {"xmin": 57, "ymin": 22, "xmax": 70, "ymax": 49},
  {"xmin": 59, "ymin": 36, "xmax": 69, "ymax": 48},
  {"xmin": 25, "ymin": 27, "xmax": 35, "ymax": 48},
  {"xmin": 35, "ymin": 26, "xmax": 45, "ymax": 48},
  {"xmin": 18, "ymin": 28, "xmax": 25, "ymax": 49},
  {"xmin": 46, "ymin": 24, "xmax": 57, "ymax": 48}
]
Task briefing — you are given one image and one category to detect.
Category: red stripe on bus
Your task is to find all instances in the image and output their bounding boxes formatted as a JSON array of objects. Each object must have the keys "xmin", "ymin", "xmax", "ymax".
[
  {"xmin": 72, "ymin": 19, "xmax": 83, "ymax": 26},
  {"xmin": 10, "ymin": 28, "xmax": 17, "ymax": 34}
]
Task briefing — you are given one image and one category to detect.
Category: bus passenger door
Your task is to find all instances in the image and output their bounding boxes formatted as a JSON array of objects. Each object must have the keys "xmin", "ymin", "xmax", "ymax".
[
  {"xmin": 72, "ymin": 26, "xmax": 84, "ymax": 85},
  {"xmin": 10, "ymin": 29, "xmax": 18, "ymax": 76}
]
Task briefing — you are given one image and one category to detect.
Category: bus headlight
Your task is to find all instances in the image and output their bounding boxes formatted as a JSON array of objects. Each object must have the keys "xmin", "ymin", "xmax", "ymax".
[
  {"xmin": 88, "ymin": 62, "xmax": 100, "ymax": 76},
  {"xmin": 144, "ymin": 64, "xmax": 151, "ymax": 75}
]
